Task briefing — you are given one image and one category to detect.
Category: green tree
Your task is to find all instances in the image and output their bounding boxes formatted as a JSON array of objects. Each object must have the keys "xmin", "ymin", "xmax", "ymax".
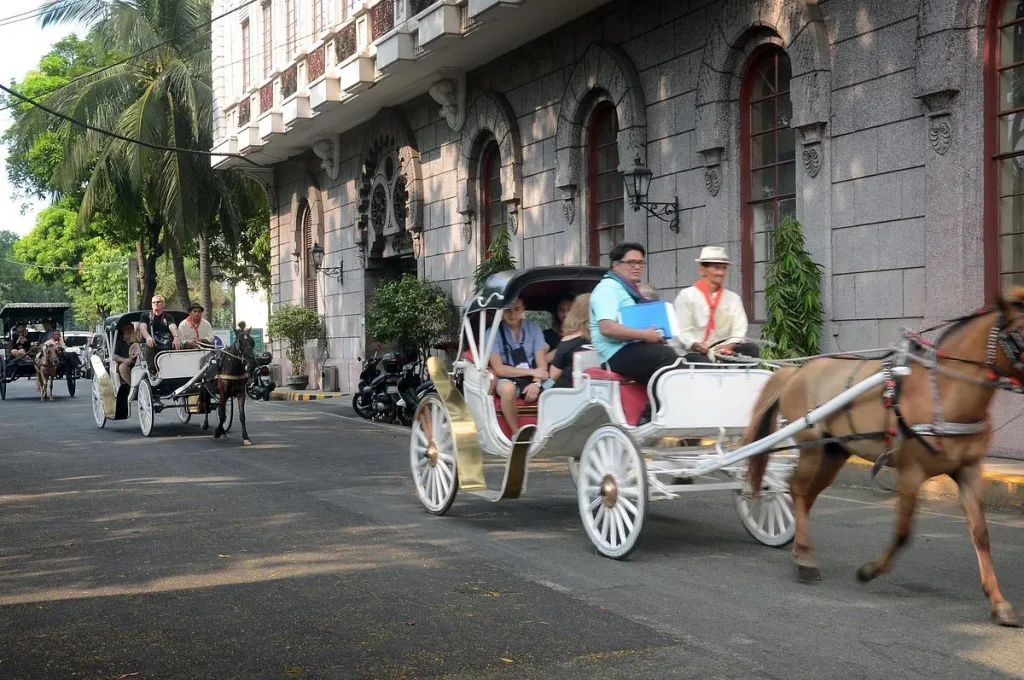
[
  {"xmin": 366, "ymin": 274, "xmax": 453, "ymax": 362},
  {"xmin": 0, "ymin": 231, "xmax": 66, "ymax": 307},
  {"xmin": 13, "ymin": 200, "xmax": 131, "ymax": 323},
  {"xmin": 36, "ymin": 0, "xmax": 268, "ymax": 311},
  {"xmin": 761, "ymin": 216, "xmax": 824, "ymax": 360},
  {"xmin": 267, "ymin": 305, "xmax": 322, "ymax": 379}
]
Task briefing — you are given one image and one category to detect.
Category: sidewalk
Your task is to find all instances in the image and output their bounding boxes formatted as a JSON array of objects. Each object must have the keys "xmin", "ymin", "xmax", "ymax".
[
  {"xmin": 269, "ymin": 388, "xmax": 347, "ymax": 402},
  {"xmin": 840, "ymin": 455, "xmax": 1024, "ymax": 509}
]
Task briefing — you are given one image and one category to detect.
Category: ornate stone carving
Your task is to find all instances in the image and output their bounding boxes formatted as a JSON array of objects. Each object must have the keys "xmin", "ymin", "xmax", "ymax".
[
  {"xmin": 928, "ymin": 119, "xmax": 951, "ymax": 155},
  {"xmin": 802, "ymin": 147, "xmax": 821, "ymax": 177},
  {"xmin": 312, "ymin": 138, "xmax": 339, "ymax": 180},
  {"xmin": 704, "ymin": 168, "xmax": 720, "ymax": 197},
  {"xmin": 462, "ymin": 221, "xmax": 473, "ymax": 245},
  {"xmin": 429, "ymin": 74, "xmax": 467, "ymax": 133},
  {"xmin": 507, "ymin": 211, "xmax": 518, "ymax": 235},
  {"xmin": 412, "ymin": 231, "xmax": 424, "ymax": 258},
  {"xmin": 562, "ymin": 197, "xmax": 575, "ymax": 225}
]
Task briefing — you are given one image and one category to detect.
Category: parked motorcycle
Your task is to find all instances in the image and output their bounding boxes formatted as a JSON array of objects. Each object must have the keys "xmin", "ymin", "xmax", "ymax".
[
  {"xmin": 246, "ymin": 350, "xmax": 276, "ymax": 401},
  {"xmin": 352, "ymin": 349, "xmax": 381, "ymax": 419}
]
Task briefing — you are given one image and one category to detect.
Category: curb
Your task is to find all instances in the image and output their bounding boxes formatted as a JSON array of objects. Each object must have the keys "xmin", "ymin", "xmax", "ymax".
[
  {"xmin": 270, "ymin": 390, "xmax": 346, "ymax": 402},
  {"xmin": 837, "ymin": 456, "xmax": 1024, "ymax": 510}
]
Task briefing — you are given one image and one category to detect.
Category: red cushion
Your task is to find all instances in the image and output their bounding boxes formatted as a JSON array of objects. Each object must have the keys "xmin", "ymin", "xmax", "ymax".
[
  {"xmin": 492, "ymin": 395, "xmax": 539, "ymax": 438},
  {"xmin": 583, "ymin": 367, "xmax": 635, "ymax": 382}
]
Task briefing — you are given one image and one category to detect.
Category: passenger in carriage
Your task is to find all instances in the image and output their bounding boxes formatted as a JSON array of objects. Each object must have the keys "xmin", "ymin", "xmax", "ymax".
[
  {"xmin": 489, "ymin": 297, "xmax": 552, "ymax": 433},
  {"xmin": 543, "ymin": 293, "xmax": 575, "ymax": 362},
  {"xmin": 548, "ymin": 294, "xmax": 591, "ymax": 389},
  {"xmin": 589, "ymin": 243, "xmax": 679, "ymax": 384},
  {"xmin": 672, "ymin": 246, "xmax": 760, "ymax": 363},
  {"xmin": 178, "ymin": 302, "xmax": 214, "ymax": 349},
  {"xmin": 113, "ymin": 319, "xmax": 141, "ymax": 385},
  {"xmin": 10, "ymin": 324, "xmax": 32, "ymax": 359},
  {"xmin": 138, "ymin": 295, "xmax": 181, "ymax": 376}
]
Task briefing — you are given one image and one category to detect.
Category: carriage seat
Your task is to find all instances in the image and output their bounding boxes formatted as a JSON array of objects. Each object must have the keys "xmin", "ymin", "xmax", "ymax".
[{"xmin": 573, "ymin": 350, "xmax": 649, "ymax": 426}]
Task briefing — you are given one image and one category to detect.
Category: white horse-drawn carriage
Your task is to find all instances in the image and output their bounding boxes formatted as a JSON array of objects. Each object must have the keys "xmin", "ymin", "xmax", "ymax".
[
  {"xmin": 90, "ymin": 311, "xmax": 233, "ymax": 436},
  {"xmin": 411, "ymin": 267, "xmax": 909, "ymax": 558}
]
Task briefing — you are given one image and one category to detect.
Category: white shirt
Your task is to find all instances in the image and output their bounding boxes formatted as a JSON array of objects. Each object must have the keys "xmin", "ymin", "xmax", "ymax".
[
  {"xmin": 672, "ymin": 285, "xmax": 749, "ymax": 351},
  {"xmin": 178, "ymin": 318, "xmax": 214, "ymax": 346}
]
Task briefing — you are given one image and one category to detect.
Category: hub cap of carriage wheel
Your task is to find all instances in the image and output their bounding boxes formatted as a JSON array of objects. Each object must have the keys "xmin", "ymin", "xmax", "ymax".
[
  {"xmin": 600, "ymin": 474, "xmax": 618, "ymax": 508},
  {"xmin": 425, "ymin": 441, "xmax": 439, "ymax": 467}
]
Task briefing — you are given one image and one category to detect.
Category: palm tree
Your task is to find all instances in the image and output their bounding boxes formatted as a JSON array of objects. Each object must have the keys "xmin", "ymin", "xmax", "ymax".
[{"xmin": 37, "ymin": 0, "xmax": 265, "ymax": 310}]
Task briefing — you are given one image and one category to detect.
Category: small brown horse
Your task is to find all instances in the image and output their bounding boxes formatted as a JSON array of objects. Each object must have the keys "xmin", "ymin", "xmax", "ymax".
[
  {"xmin": 744, "ymin": 287, "xmax": 1024, "ymax": 627},
  {"xmin": 34, "ymin": 343, "xmax": 59, "ymax": 401},
  {"xmin": 198, "ymin": 325, "xmax": 255, "ymax": 446}
]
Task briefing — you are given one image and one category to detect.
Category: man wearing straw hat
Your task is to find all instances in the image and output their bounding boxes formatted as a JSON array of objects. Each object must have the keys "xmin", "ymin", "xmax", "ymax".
[{"xmin": 672, "ymin": 246, "xmax": 760, "ymax": 363}]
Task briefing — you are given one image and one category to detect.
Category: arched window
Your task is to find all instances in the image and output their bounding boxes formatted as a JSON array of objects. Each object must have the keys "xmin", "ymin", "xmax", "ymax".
[
  {"xmin": 587, "ymin": 102, "xmax": 624, "ymax": 266},
  {"xmin": 481, "ymin": 140, "xmax": 504, "ymax": 253},
  {"xmin": 987, "ymin": 0, "xmax": 1024, "ymax": 295},
  {"xmin": 300, "ymin": 202, "xmax": 318, "ymax": 312},
  {"xmin": 741, "ymin": 47, "xmax": 795, "ymax": 320}
]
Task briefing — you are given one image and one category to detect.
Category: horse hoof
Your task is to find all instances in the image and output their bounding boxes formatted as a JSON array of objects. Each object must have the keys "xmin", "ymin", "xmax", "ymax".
[
  {"xmin": 993, "ymin": 603, "xmax": 1022, "ymax": 627},
  {"xmin": 856, "ymin": 563, "xmax": 880, "ymax": 583},
  {"xmin": 797, "ymin": 565, "xmax": 821, "ymax": 583},
  {"xmin": 242, "ymin": 439, "xmax": 252, "ymax": 446}
]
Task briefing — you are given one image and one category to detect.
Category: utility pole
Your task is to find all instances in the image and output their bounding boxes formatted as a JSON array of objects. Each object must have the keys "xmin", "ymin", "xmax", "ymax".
[{"xmin": 127, "ymin": 257, "xmax": 138, "ymax": 311}]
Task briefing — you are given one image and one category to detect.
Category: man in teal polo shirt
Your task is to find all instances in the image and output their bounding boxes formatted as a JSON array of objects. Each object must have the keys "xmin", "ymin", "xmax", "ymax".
[{"xmin": 590, "ymin": 242, "xmax": 679, "ymax": 385}]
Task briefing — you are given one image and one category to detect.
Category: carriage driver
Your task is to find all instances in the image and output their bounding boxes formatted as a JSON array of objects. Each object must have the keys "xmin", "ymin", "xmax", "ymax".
[
  {"xmin": 178, "ymin": 302, "xmax": 214, "ymax": 349},
  {"xmin": 672, "ymin": 246, "xmax": 760, "ymax": 362},
  {"xmin": 139, "ymin": 295, "xmax": 181, "ymax": 375}
]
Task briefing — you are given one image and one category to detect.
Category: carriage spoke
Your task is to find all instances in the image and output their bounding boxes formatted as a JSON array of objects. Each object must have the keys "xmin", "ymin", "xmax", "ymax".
[
  {"xmin": 608, "ymin": 508, "xmax": 618, "ymax": 547},
  {"xmin": 588, "ymin": 495, "xmax": 603, "ymax": 512},
  {"xmin": 414, "ymin": 429, "xmax": 429, "ymax": 448},
  {"xmin": 617, "ymin": 504, "xmax": 635, "ymax": 534},
  {"xmin": 617, "ymin": 485, "xmax": 641, "ymax": 500},
  {"xmin": 766, "ymin": 501, "xmax": 776, "ymax": 536},
  {"xmin": 779, "ymin": 495, "xmax": 794, "ymax": 524},
  {"xmin": 618, "ymin": 494, "xmax": 639, "ymax": 519}
]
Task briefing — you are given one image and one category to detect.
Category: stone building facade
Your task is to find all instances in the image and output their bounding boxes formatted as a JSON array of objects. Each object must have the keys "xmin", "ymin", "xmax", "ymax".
[{"xmin": 211, "ymin": 0, "xmax": 1024, "ymax": 456}]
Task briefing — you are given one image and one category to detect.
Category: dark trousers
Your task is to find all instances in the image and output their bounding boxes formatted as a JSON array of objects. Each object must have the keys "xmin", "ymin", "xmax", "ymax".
[
  {"xmin": 142, "ymin": 343, "xmax": 173, "ymax": 373},
  {"xmin": 606, "ymin": 342, "xmax": 680, "ymax": 385},
  {"xmin": 682, "ymin": 342, "xmax": 761, "ymax": 365}
]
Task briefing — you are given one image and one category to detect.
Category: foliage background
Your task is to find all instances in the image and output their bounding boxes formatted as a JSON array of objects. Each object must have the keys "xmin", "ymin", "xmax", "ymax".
[
  {"xmin": 760, "ymin": 216, "xmax": 824, "ymax": 360},
  {"xmin": 267, "ymin": 304, "xmax": 322, "ymax": 375},
  {"xmin": 366, "ymin": 274, "xmax": 453, "ymax": 361}
]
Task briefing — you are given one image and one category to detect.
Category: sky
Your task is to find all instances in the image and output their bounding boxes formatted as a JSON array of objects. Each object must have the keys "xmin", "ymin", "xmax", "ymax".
[{"xmin": 0, "ymin": 4, "xmax": 86, "ymax": 237}]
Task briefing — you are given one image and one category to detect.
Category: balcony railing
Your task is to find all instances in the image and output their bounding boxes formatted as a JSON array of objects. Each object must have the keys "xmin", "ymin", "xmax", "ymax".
[
  {"xmin": 308, "ymin": 45, "xmax": 326, "ymax": 81},
  {"xmin": 370, "ymin": 0, "xmax": 395, "ymax": 41},
  {"xmin": 259, "ymin": 81, "xmax": 274, "ymax": 113},
  {"xmin": 336, "ymin": 22, "xmax": 357, "ymax": 62},
  {"xmin": 280, "ymin": 64, "xmax": 298, "ymax": 99},
  {"xmin": 409, "ymin": 0, "xmax": 437, "ymax": 16},
  {"xmin": 238, "ymin": 98, "xmax": 251, "ymax": 127}
]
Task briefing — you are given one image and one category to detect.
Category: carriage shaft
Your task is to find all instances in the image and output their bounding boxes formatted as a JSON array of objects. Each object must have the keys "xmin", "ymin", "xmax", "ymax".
[{"xmin": 680, "ymin": 367, "xmax": 910, "ymax": 479}]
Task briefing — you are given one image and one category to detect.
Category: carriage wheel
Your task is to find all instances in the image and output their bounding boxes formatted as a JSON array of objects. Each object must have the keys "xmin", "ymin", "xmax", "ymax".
[
  {"xmin": 91, "ymin": 377, "xmax": 107, "ymax": 428},
  {"xmin": 175, "ymin": 401, "xmax": 191, "ymax": 424},
  {"xmin": 409, "ymin": 394, "xmax": 457, "ymax": 515},
  {"xmin": 0, "ymin": 357, "xmax": 6, "ymax": 401},
  {"xmin": 137, "ymin": 381, "xmax": 155, "ymax": 437},
  {"xmin": 67, "ymin": 373, "xmax": 76, "ymax": 397},
  {"xmin": 733, "ymin": 438, "xmax": 797, "ymax": 548},
  {"xmin": 577, "ymin": 426, "xmax": 648, "ymax": 559}
]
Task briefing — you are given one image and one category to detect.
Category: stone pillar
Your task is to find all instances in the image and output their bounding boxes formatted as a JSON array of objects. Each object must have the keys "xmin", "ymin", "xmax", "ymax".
[{"xmin": 796, "ymin": 122, "xmax": 834, "ymax": 350}]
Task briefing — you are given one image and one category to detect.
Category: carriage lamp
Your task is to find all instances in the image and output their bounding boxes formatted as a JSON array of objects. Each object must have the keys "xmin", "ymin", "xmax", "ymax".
[
  {"xmin": 310, "ymin": 242, "xmax": 343, "ymax": 283},
  {"xmin": 622, "ymin": 161, "xmax": 680, "ymax": 233},
  {"xmin": 244, "ymin": 262, "xmax": 257, "ymax": 278}
]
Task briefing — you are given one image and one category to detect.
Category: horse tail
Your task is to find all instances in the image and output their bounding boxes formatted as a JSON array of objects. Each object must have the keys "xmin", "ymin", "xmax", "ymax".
[{"xmin": 743, "ymin": 367, "xmax": 796, "ymax": 495}]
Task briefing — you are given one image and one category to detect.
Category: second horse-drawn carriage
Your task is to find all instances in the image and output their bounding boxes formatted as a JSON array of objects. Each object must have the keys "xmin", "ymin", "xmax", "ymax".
[
  {"xmin": 0, "ymin": 302, "xmax": 80, "ymax": 400},
  {"xmin": 90, "ymin": 310, "xmax": 235, "ymax": 435}
]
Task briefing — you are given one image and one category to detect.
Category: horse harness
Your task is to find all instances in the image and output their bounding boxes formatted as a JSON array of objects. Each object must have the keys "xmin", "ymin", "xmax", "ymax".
[{"xmin": 761, "ymin": 305, "xmax": 1024, "ymax": 476}]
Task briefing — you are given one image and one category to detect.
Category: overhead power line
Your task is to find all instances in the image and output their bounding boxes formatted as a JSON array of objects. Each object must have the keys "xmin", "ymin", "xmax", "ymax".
[{"xmin": 0, "ymin": 82, "xmax": 264, "ymax": 166}]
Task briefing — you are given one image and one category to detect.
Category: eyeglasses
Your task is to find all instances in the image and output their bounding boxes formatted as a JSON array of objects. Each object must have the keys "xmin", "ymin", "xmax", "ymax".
[{"xmin": 616, "ymin": 259, "xmax": 647, "ymax": 267}]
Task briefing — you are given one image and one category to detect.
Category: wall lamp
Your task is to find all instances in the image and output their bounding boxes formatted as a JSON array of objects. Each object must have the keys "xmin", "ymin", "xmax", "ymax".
[
  {"xmin": 310, "ymin": 242, "xmax": 343, "ymax": 283},
  {"xmin": 622, "ymin": 162, "xmax": 680, "ymax": 233}
]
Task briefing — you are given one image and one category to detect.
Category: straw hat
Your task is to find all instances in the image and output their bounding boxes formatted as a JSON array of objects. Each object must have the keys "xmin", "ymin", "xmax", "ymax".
[{"xmin": 695, "ymin": 246, "xmax": 731, "ymax": 264}]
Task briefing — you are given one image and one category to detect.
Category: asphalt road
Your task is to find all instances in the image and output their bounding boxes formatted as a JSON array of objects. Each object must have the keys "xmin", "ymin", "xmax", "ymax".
[{"xmin": 2, "ymin": 379, "xmax": 1024, "ymax": 679}]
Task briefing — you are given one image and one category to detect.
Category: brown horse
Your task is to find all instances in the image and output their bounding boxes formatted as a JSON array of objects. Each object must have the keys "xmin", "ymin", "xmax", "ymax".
[
  {"xmin": 743, "ymin": 287, "xmax": 1024, "ymax": 627},
  {"xmin": 34, "ymin": 343, "xmax": 59, "ymax": 401}
]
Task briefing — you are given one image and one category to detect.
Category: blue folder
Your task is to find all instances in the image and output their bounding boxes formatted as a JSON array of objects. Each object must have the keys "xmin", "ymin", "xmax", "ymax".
[{"xmin": 618, "ymin": 301, "xmax": 679, "ymax": 340}]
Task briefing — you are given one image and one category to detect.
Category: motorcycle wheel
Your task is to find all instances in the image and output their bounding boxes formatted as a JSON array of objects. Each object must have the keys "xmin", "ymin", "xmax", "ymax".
[{"xmin": 352, "ymin": 393, "xmax": 374, "ymax": 419}]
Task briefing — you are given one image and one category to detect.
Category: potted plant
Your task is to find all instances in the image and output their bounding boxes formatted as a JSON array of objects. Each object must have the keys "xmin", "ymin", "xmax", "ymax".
[
  {"xmin": 761, "ymin": 215, "xmax": 824, "ymax": 360},
  {"xmin": 267, "ymin": 304, "xmax": 322, "ymax": 390},
  {"xmin": 365, "ymin": 274, "xmax": 453, "ymax": 366}
]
